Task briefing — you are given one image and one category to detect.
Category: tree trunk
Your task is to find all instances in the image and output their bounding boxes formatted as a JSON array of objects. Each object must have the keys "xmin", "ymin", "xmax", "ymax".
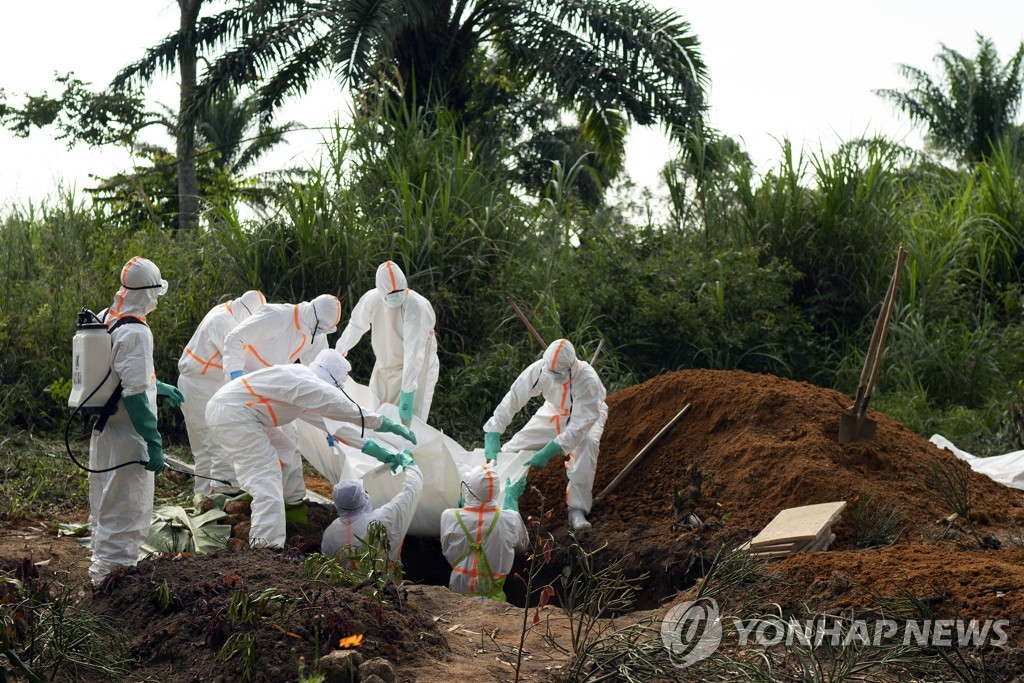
[{"xmin": 177, "ymin": 0, "xmax": 202, "ymax": 230}]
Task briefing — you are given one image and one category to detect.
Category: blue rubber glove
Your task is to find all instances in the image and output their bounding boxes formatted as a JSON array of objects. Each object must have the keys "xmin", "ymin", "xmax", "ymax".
[
  {"xmin": 326, "ymin": 434, "xmax": 338, "ymax": 447},
  {"xmin": 526, "ymin": 440, "xmax": 563, "ymax": 469},
  {"xmin": 123, "ymin": 393, "xmax": 164, "ymax": 474},
  {"xmin": 503, "ymin": 477, "xmax": 527, "ymax": 512},
  {"xmin": 398, "ymin": 390, "xmax": 414, "ymax": 424},
  {"xmin": 230, "ymin": 370, "xmax": 243, "ymax": 381},
  {"xmin": 155, "ymin": 380, "xmax": 185, "ymax": 408},
  {"xmin": 484, "ymin": 432, "xmax": 501, "ymax": 461},
  {"xmin": 377, "ymin": 416, "xmax": 417, "ymax": 445}
]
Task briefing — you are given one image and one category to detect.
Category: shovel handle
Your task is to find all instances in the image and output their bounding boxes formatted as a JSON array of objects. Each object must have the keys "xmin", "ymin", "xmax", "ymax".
[
  {"xmin": 508, "ymin": 298, "xmax": 547, "ymax": 350},
  {"xmin": 862, "ymin": 247, "xmax": 907, "ymax": 405}
]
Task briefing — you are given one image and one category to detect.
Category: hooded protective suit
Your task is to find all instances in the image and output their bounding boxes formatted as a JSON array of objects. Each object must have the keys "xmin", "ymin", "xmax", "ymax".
[
  {"xmin": 177, "ymin": 290, "xmax": 266, "ymax": 498},
  {"xmin": 320, "ymin": 465, "xmax": 424, "ymax": 563},
  {"xmin": 439, "ymin": 465, "xmax": 528, "ymax": 601},
  {"xmin": 483, "ymin": 339, "xmax": 608, "ymax": 516},
  {"xmin": 335, "ymin": 262, "xmax": 439, "ymax": 422},
  {"xmin": 205, "ymin": 353, "xmax": 391, "ymax": 549},
  {"xmin": 222, "ymin": 295, "xmax": 341, "ymax": 375},
  {"xmin": 88, "ymin": 256, "xmax": 168, "ymax": 584}
]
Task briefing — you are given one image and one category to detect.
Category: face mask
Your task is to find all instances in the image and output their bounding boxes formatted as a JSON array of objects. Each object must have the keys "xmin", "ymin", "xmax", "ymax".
[
  {"xmin": 384, "ymin": 291, "xmax": 405, "ymax": 308},
  {"xmin": 545, "ymin": 369, "xmax": 569, "ymax": 383},
  {"xmin": 143, "ymin": 290, "xmax": 160, "ymax": 315}
]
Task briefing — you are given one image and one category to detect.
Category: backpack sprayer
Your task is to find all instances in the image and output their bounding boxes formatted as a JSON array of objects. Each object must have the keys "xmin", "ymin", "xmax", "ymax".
[{"xmin": 65, "ymin": 308, "xmax": 230, "ymax": 485}]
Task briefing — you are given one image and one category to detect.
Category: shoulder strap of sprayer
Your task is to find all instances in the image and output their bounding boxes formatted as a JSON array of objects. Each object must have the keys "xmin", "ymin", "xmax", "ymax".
[{"xmin": 94, "ymin": 315, "xmax": 146, "ymax": 432}]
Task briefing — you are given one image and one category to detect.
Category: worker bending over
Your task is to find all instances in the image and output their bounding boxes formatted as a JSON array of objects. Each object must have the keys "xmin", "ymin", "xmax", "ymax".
[
  {"xmin": 205, "ymin": 349, "xmax": 415, "ymax": 549},
  {"xmin": 483, "ymin": 339, "xmax": 607, "ymax": 531}
]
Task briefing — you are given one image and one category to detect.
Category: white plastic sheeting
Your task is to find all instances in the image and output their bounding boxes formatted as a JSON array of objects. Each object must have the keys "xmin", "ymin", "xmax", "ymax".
[
  {"xmin": 930, "ymin": 434, "xmax": 1024, "ymax": 491},
  {"xmin": 296, "ymin": 380, "xmax": 533, "ymax": 536}
]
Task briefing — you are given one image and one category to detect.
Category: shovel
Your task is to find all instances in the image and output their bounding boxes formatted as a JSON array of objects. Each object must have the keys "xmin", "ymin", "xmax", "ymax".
[{"xmin": 838, "ymin": 246, "xmax": 907, "ymax": 444}]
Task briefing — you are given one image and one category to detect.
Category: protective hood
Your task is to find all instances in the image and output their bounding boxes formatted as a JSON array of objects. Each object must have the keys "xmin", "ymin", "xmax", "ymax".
[
  {"xmin": 332, "ymin": 480, "xmax": 373, "ymax": 516},
  {"xmin": 309, "ymin": 349, "xmax": 351, "ymax": 388},
  {"xmin": 462, "ymin": 465, "xmax": 499, "ymax": 508},
  {"xmin": 107, "ymin": 256, "xmax": 167, "ymax": 320},
  {"xmin": 231, "ymin": 289, "xmax": 266, "ymax": 323},
  {"xmin": 542, "ymin": 339, "xmax": 578, "ymax": 380},
  {"xmin": 300, "ymin": 294, "xmax": 342, "ymax": 337},
  {"xmin": 375, "ymin": 261, "xmax": 408, "ymax": 297}
]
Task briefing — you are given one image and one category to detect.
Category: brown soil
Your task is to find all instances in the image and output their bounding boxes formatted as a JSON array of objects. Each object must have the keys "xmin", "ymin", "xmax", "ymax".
[{"xmin": 523, "ymin": 369, "xmax": 1024, "ymax": 608}]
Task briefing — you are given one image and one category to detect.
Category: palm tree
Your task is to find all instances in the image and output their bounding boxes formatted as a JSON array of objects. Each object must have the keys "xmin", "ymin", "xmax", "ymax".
[
  {"xmin": 876, "ymin": 34, "xmax": 1024, "ymax": 166},
  {"xmin": 111, "ymin": 0, "xmax": 708, "ymax": 191}
]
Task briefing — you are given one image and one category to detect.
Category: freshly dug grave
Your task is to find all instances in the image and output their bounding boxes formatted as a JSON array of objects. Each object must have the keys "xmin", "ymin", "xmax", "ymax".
[{"xmin": 521, "ymin": 369, "xmax": 1024, "ymax": 607}]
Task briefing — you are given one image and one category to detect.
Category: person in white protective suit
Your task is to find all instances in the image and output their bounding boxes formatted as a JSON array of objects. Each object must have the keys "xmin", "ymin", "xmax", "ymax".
[
  {"xmin": 439, "ymin": 465, "xmax": 528, "ymax": 601},
  {"xmin": 222, "ymin": 294, "xmax": 342, "ymax": 378},
  {"xmin": 320, "ymin": 461, "xmax": 424, "ymax": 564},
  {"xmin": 176, "ymin": 290, "xmax": 267, "ymax": 500},
  {"xmin": 221, "ymin": 293, "xmax": 343, "ymax": 503},
  {"xmin": 205, "ymin": 349, "xmax": 417, "ymax": 549},
  {"xmin": 335, "ymin": 261, "xmax": 439, "ymax": 426},
  {"xmin": 89, "ymin": 256, "xmax": 184, "ymax": 585},
  {"xmin": 483, "ymin": 339, "xmax": 608, "ymax": 531}
]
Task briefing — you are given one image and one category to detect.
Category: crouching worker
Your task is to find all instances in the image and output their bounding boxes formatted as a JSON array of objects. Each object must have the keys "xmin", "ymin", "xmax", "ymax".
[
  {"xmin": 89, "ymin": 257, "xmax": 182, "ymax": 585},
  {"xmin": 205, "ymin": 349, "xmax": 416, "ymax": 549},
  {"xmin": 439, "ymin": 466, "xmax": 527, "ymax": 601},
  {"xmin": 321, "ymin": 457, "xmax": 423, "ymax": 563}
]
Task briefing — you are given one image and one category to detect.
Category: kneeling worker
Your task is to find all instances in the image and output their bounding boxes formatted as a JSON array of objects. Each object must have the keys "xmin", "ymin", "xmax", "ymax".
[
  {"xmin": 205, "ymin": 349, "xmax": 416, "ymax": 549},
  {"xmin": 439, "ymin": 465, "xmax": 527, "ymax": 601}
]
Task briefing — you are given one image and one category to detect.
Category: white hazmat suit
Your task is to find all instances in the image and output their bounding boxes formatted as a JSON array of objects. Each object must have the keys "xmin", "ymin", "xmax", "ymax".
[
  {"xmin": 484, "ymin": 339, "xmax": 608, "ymax": 529},
  {"xmin": 205, "ymin": 350, "xmax": 402, "ymax": 549},
  {"xmin": 177, "ymin": 290, "xmax": 266, "ymax": 498},
  {"xmin": 321, "ymin": 465, "xmax": 424, "ymax": 563},
  {"xmin": 335, "ymin": 261, "xmax": 439, "ymax": 423},
  {"xmin": 439, "ymin": 465, "xmax": 528, "ymax": 601},
  {"xmin": 88, "ymin": 257, "xmax": 168, "ymax": 584},
  {"xmin": 222, "ymin": 295, "xmax": 342, "ymax": 375}
]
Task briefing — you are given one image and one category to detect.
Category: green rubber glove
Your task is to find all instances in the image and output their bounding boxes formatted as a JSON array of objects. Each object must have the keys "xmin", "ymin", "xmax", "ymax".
[
  {"xmin": 398, "ymin": 390, "xmax": 414, "ymax": 424},
  {"xmin": 156, "ymin": 380, "xmax": 185, "ymax": 408},
  {"xmin": 484, "ymin": 432, "xmax": 501, "ymax": 461},
  {"xmin": 377, "ymin": 415, "xmax": 417, "ymax": 444},
  {"xmin": 362, "ymin": 439, "xmax": 395, "ymax": 464},
  {"xmin": 526, "ymin": 440, "xmax": 563, "ymax": 469},
  {"xmin": 123, "ymin": 393, "xmax": 164, "ymax": 474},
  {"xmin": 503, "ymin": 477, "xmax": 527, "ymax": 512},
  {"xmin": 393, "ymin": 449, "xmax": 415, "ymax": 473}
]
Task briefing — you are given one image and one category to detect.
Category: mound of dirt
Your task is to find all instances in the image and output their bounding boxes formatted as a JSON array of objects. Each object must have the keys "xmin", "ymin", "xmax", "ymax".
[
  {"xmin": 522, "ymin": 370, "xmax": 1024, "ymax": 606},
  {"xmin": 86, "ymin": 549, "xmax": 448, "ymax": 683}
]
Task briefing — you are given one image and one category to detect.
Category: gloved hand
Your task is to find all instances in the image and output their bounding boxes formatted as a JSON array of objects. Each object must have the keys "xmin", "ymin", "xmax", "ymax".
[
  {"xmin": 398, "ymin": 390, "xmax": 415, "ymax": 425},
  {"xmin": 326, "ymin": 434, "xmax": 338, "ymax": 447},
  {"xmin": 229, "ymin": 370, "xmax": 244, "ymax": 381},
  {"xmin": 377, "ymin": 416, "xmax": 417, "ymax": 445},
  {"xmin": 503, "ymin": 476, "xmax": 527, "ymax": 512},
  {"xmin": 484, "ymin": 431, "xmax": 501, "ymax": 461},
  {"xmin": 156, "ymin": 380, "xmax": 185, "ymax": 408},
  {"xmin": 526, "ymin": 440, "xmax": 563, "ymax": 469},
  {"xmin": 391, "ymin": 449, "xmax": 415, "ymax": 473},
  {"xmin": 123, "ymin": 393, "xmax": 164, "ymax": 474},
  {"xmin": 361, "ymin": 439, "xmax": 395, "ymax": 464}
]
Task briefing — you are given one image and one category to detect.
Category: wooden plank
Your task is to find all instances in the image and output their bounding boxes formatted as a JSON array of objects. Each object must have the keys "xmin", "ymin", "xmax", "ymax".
[{"xmin": 749, "ymin": 502, "xmax": 846, "ymax": 547}]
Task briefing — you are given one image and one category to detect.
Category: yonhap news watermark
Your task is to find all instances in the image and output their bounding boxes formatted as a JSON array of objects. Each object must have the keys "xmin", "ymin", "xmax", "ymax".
[{"xmin": 660, "ymin": 597, "xmax": 1009, "ymax": 669}]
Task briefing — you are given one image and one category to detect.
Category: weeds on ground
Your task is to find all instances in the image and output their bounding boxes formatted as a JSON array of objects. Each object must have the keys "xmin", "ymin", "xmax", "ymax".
[
  {"xmin": 1, "ymin": 562, "xmax": 132, "ymax": 682},
  {"xmin": 302, "ymin": 521, "xmax": 406, "ymax": 611},
  {"xmin": 851, "ymin": 492, "xmax": 906, "ymax": 548},
  {"xmin": 921, "ymin": 457, "xmax": 987, "ymax": 547}
]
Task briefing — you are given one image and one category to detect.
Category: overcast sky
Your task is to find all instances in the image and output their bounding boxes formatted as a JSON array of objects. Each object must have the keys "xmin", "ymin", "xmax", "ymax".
[{"xmin": 2, "ymin": 1, "xmax": 1023, "ymax": 209}]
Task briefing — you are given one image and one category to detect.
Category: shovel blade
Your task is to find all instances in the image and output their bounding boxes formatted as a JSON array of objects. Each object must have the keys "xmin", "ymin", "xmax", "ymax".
[{"xmin": 838, "ymin": 410, "xmax": 876, "ymax": 444}]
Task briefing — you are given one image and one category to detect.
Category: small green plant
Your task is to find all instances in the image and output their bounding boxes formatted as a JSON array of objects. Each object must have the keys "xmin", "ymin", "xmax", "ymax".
[
  {"xmin": 148, "ymin": 578, "xmax": 181, "ymax": 614},
  {"xmin": 851, "ymin": 492, "xmax": 906, "ymax": 548},
  {"xmin": 219, "ymin": 630, "xmax": 259, "ymax": 682},
  {"xmin": 921, "ymin": 457, "xmax": 985, "ymax": 546},
  {"xmin": 303, "ymin": 521, "xmax": 405, "ymax": 610}
]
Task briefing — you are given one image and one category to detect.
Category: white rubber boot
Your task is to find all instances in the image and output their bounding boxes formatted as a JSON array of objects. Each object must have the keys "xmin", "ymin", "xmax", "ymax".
[{"xmin": 569, "ymin": 508, "xmax": 592, "ymax": 531}]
